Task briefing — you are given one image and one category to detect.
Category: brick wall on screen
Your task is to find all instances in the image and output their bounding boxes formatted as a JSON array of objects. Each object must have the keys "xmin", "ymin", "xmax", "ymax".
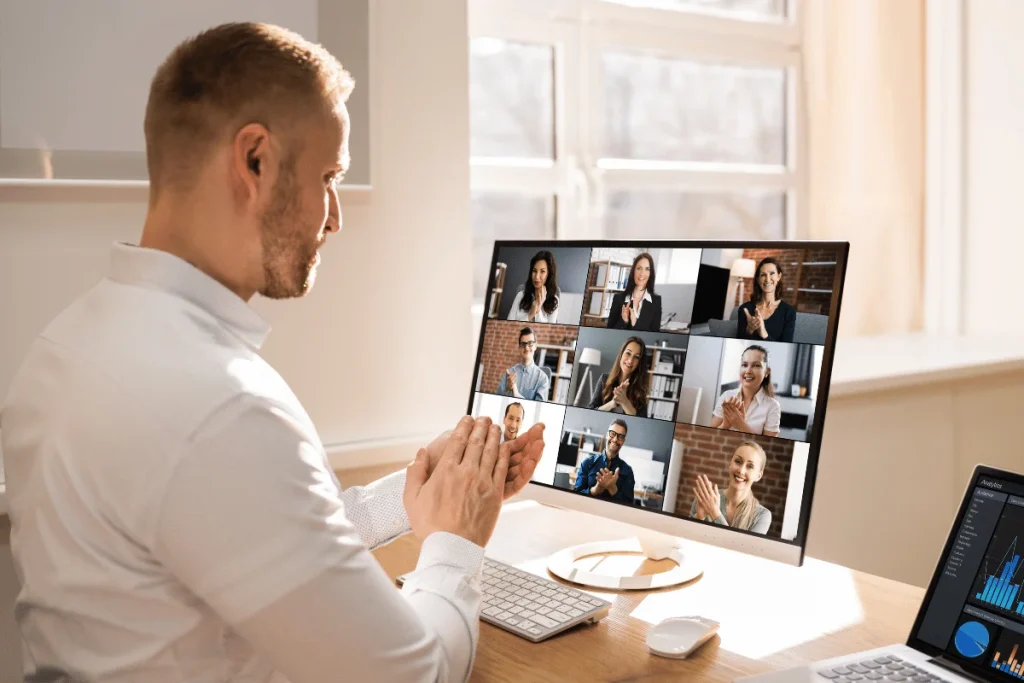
[
  {"xmin": 734, "ymin": 248, "xmax": 840, "ymax": 315},
  {"xmin": 479, "ymin": 321, "xmax": 580, "ymax": 397},
  {"xmin": 672, "ymin": 424, "xmax": 795, "ymax": 538}
]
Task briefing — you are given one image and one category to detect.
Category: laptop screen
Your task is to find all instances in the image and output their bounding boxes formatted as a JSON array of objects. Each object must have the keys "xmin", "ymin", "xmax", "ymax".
[
  {"xmin": 468, "ymin": 241, "xmax": 848, "ymax": 552},
  {"xmin": 909, "ymin": 467, "xmax": 1024, "ymax": 680}
]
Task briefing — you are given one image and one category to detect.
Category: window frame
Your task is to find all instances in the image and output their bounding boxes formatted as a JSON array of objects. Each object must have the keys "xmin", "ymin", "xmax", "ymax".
[{"xmin": 469, "ymin": 0, "xmax": 807, "ymax": 301}]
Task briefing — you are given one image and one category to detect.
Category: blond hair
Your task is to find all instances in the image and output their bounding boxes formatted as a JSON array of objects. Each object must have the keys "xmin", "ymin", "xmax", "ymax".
[
  {"xmin": 730, "ymin": 441, "xmax": 767, "ymax": 531},
  {"xmin": 144, "ymin": 22, "xmax": 353, "ymax": 195}
]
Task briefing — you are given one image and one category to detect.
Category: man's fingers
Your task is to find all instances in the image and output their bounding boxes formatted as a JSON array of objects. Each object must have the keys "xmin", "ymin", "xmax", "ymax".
[
  {"xmin": 491, "ymin": 434, "xmax": 512, "ymax": 490},
  {"xmin": 461, "ymin": 416, "xmax": 492, "ymax": 469},
  {"xmin": 507, "ymin": 423, "xmax": 544, "ymax": 455},
  {"xmin": 441, "ymin": 415, "xmax": 476, "ymax": 466},
  {"xmin": 479, "ymin": 423, "xmax": 501, "ymax": 477}
]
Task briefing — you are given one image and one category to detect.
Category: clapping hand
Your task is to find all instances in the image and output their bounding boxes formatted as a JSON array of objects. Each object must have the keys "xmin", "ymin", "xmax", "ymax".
[
  {"xmin": 529, "ymin": 286, "xmax": 546, "ymax": 320},
  {"xmin": 743, "ymin": 308, "xmax": 766, "ymax": 337},
  {"xmin": 720, "ymin": 395, "xmax": 745, "ymax": 427},
  {"xmin": 595, "ymin": 467, "xmax": 619, "ymax": 493},
  {"xmin": 506, "ymin": 368, "xmax": 517, "ymax": 394},
  {"xmin": 692, "ymin": 474, "xmax": 720, "ymax": 521},
  {"xmin": 621, "ymin": 303, "xmax": 631, "ymax": 324},
  {"xmin": 612, "ymin": 379, "xmax": 630, "ymax": 406}
]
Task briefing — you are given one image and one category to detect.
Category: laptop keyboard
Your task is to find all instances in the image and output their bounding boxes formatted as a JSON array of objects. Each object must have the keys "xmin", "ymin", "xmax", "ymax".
[{"xmin": 817, "ymin": 655, "xmax": 952, "ymax": 682}]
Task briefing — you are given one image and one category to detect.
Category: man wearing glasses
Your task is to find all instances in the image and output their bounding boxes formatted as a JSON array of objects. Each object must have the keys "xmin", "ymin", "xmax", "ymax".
[
  {"xmin": 497, "ymin": 327, "xmax": 550, "ymax": 402},
  {"xmin": 573, "ymin": 419, "xmax": 636, "ymax": 506}
]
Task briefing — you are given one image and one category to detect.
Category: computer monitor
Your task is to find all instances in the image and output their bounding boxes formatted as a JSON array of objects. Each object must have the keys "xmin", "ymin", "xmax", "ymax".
[{"xmin": 469, "ymin": 240, "xmax": 849, "ymax": 569}]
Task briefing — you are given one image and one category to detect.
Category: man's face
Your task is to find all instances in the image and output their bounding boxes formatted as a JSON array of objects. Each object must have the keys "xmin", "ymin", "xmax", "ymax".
[
  {"xmin": 503, "ymin": 405, "xmax": 524, "ymax": 441},
  {"xmin": 518, "ymin": 333, "xmax": 537, "ymax": 364},
  {"xmin": 606, "ymin": 424, "xmax": 626, "ymax": 457},
  {"xmin": 259, "ymin": 103, "xmax": 350, "ymax": 299}
]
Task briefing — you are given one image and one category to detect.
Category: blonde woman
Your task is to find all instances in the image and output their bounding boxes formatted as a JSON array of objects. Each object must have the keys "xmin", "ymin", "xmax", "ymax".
[{"xmin": 689, "ymin": 441, "xmax": 772, "ymax": 535}]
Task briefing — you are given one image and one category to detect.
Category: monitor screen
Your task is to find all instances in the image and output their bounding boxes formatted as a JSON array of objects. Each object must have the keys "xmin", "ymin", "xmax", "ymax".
[
  {"xmin": 909, "ymin": 468, "xmax": 1024, "ymax": 682},
  {"xmin": 468, "ymin": 241, "xmax": 848, "ymax": 552}
]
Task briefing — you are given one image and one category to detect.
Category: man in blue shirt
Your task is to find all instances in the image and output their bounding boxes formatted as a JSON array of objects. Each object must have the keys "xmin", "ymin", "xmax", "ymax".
[
  {"xmin": 573, "ymin": 419, "xmax": 635, "ymax": 506},
  {"xmin": 497, "ymin": 327, "xmax": 550, "ymax": 402}
]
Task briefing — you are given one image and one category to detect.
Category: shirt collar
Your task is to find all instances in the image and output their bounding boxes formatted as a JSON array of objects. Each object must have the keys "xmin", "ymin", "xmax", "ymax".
[
  {"xmin": 632, "ymin": 288, "xmax": 652, "ymax": 303},
  {"xmin": 751, "ymin": 388, "xmax": 768, "ymax": 405},
  {"xmin": 107, "ymin": 242, "xmax": 271, "ymax": 350}
]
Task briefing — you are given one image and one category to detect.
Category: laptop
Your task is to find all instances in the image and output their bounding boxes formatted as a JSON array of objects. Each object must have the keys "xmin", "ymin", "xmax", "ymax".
[{"xmin": 739, "ymin": 465, "xmax": 1024, "ymax": 683}]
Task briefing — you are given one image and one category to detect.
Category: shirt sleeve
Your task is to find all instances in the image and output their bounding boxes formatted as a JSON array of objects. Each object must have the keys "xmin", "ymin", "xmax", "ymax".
[
  {"xmin": 151, "ymin": 396, "xmax": 481, "ymax": 682},
  {"xmin": 497, "ymin": 370, "xmax": 508, "ymax": 395},
  {"xmin": 612, "ymin": 466, "xmax": 634, "ymax": 505},
  {"xmin": 338, "ymin": 469, "xmax": 411, "ymax": 550},
  {"xmin": 750, "ymin": 506, "xmax": 773, "ymax": 535},
  {"xmin": 573, "ymin": 457, "xmax": 593, "ymax": 494},
  {"xmin": 781, "ymin": 304, "xmax": 796, "ymax": 343},
  {"xmin": 506, "ymin": 291, "xmax": 523, "ymax": 321},
  {"xmin": 713, "ymin": 390, "xmax": 729, "ymax": 419},
  {"xmin": 764, "ymin": 398, "xmax": 782, "ymax": 433},
  {"xmin": 534, "ymin": 370, "xmax": 550, "ymax": 402}
]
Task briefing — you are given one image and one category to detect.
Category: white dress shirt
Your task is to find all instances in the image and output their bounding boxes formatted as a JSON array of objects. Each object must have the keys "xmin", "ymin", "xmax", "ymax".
[
  {"xmin": 712, "ymin": 387, "xmax": 782, "ymax": 435},
  {"xmin": 629, "ymin": 289, "xmax": 652, "ymax": 319},
  {"xmin": 505, "ymin": 289, "xmax": 559, "ymax": 323},
  {"xmin": 0, "ymin": 243, "xmax": 482, "ymax": 682}
]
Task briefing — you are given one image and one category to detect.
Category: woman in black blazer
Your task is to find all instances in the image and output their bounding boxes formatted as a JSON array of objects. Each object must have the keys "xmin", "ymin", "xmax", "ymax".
[
  {"xmin": 607, "ymin": 252, "xmax": 662, "ymax": 332},
  {"xmin": 736, "ymin": 257, "xmax": 796, "ymax": 343}
]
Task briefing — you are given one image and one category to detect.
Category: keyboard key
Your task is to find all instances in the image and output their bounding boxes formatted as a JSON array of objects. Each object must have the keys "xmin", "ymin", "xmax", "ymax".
[
  {"xmin": 520, "ymin": 610, "xmax": 536, "ymax": 620},
  {"xmin": 532, "ymin": 614, "xmax": 557, "ymax": 630},
  {"xmin": 482, "ymin": 606, "xmax": 501, "ymax": 617},
  {"xmin": 567, "ymin": 609, "xmax": 583, "ymax": 618},
  {"xmin": 496, "ymin": 591, "xmax": 511, "ymax": 600},
  {"xmin": 497, "ymin": 601, "xmax": 513, "ymax": 611},
  {"xmin": 862, "ymin": 662, "xmax": 882, "ymax": 670},
  {"xmin": 850, "ymin": 665, "xmax": 869, "ymax": 674},
  {"xmin": 509, "ymin": 606, "xmax": 523, "ymax": 615},
  {"xmin": 865, "ymin": 675, "xmax": 882, "ymax": 681},
  {"xmin": 537, "ymin": 607, "xmax": 552, "ymax": 616},
  {"xmin": 816, "ymin": 672, "xmax": 840, "ymax": 680},
  {"xmin": 518, "ymin": 620, "xmax": 537, "ymax": 631},
  {"xmin": 550, "ymin": 611, "xmax": 571, "ymax": 624},
  {"xmin": 875, "ymin": 658, "xmax": 893, "ymax": 665},
  {"xmin": 834, "ymin": 668, "xmax": 852, "ymax": 676},
  {"xmin": 528, "ymin": 627, "xmax": 543, "ymax": 636},
  {"xmin": 505, "ymin": 616, "xmax": 521, "ymax": 626},
  {"xmin": 887, "ymin": 676, "xmax": 907, "ymax": 682},
  {"xmin": 525, "ymin": 593, "xmax": 541, "ymax": 603},
  {"xmin": 495, "ymin": 611, "xmax": 512, "ymax": 621},
  {"xmin": 525, "ymin": 602, "xmax": 542, "ymax": 611}
]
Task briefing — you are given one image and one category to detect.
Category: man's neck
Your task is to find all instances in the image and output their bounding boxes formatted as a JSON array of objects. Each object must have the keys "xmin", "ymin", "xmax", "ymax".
[
  {"xmin": 521, "ymin": 358, "xmax": 534, "ymax": 367},
  {"xmin": 605, "ymin": 451, "xmax": 618, "ymax": 462}
]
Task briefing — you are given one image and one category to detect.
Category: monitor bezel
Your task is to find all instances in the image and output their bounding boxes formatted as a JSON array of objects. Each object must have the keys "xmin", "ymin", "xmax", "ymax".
[
  {"xmin": 905, "ymin": 464, "xmax": 1024, "ymax": 676},
  {"xmin": 469, "ymin": 239, "xmax": 851, "ymax": 566}
]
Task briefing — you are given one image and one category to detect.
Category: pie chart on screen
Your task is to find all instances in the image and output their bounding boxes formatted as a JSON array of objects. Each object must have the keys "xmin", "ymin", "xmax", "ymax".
[{"xmin": 954, "ymin": 621, "xmax": 990, "ymax": 659}]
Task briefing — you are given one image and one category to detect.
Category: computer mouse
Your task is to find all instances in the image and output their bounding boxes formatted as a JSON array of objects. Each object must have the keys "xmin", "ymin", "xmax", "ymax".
[{"xmin": 646, "ymin": 616, "xmax": 720, "ymax": 659}]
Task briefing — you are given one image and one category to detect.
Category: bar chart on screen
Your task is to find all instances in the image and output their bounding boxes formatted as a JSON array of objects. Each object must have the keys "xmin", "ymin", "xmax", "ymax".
[
  {"xmin": 992, "ymin": 629, "xmax": 1024, "ymax": 678},
  {"xmin": 972, "ymin": 501, "xmax": 1024, "ymax": 617}
]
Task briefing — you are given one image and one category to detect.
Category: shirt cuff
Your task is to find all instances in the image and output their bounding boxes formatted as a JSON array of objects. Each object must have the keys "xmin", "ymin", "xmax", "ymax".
[{"xmin": 415, "ymin": 532, "xmax": 485, "ymax": 577}]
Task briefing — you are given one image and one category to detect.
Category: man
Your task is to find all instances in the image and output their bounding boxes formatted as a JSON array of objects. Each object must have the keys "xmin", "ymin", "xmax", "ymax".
[
  {"xmin": 496, "ymin": 327, "xmax": 550, "ymax": 402},
  {"xmin": 0, "ymin": 23, "xmax": 544, "ymax": 683},
  {"xmin": 573, "ymin": 419, "xmax": 635, "ymax": 506},
  {"xmin": 502, "ymin": 402, "xmax": 525, "ymax": 443}
]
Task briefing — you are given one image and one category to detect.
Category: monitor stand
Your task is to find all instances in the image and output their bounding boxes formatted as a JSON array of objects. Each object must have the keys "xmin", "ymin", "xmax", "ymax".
[{"xmin": 546, "ymin": 530, "xmax": 703, "ymax": 590}]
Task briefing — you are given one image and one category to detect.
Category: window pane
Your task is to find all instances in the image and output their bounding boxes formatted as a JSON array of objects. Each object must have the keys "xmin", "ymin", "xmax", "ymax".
[
  {"xmin": 603, "ymin": 51, "xmax": 786, "ymax": 165},
  {"xmin": 472, "ymin": 193, "xmax": 556, "ymax": 300},
  {"xmin": 470, "ymin": 38, "xmax": 555, "ymax": 160},
  {"xmin": 605, "ymin": 191, "xmax": 785, "ymax": 240},
  {"xmin": 602, "ymin": 0, "xmax": 786, "ymax": 21}
]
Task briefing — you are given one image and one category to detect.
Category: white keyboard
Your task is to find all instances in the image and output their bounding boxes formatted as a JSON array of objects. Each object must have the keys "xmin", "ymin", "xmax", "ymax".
[{"xmin": 398, "ymin": 557, "xmax": 612, "ymax": 643}]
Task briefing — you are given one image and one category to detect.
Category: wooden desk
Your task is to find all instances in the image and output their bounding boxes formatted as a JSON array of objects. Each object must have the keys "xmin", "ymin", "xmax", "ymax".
[{"xmin": 347, "ymin": 467, "xmax": 926, "ymax": 683}]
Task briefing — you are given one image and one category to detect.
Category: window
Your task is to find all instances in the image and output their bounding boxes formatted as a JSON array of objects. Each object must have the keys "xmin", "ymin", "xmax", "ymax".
[{"xmin": 469, "ymin": 0, "xmax": 803, "ymax": 301}]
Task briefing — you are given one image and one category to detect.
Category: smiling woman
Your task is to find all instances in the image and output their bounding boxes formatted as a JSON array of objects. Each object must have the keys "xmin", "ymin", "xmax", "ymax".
[{"xmin": 735, "ymin": 257, "xmax": 796, "ymax": 343}]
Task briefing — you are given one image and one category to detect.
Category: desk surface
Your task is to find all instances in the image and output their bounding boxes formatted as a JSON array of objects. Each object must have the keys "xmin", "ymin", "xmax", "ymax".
[{"xmin": 330, "ymin": 458, "xmax": 926, "ymax": 683}]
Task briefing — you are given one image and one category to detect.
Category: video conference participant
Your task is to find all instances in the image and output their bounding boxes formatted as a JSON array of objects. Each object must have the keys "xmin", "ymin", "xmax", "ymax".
[
  {"xmin": 497, "ymin": 327, "xmax": 550, "ymax": 401},
  {"xmin": 737, "ymin": 257, "xmax": 796, "ymax": 343},
  {"xmin": 587, "ymin": 336, "xmax": 650, "ymax": 417},
  {"xmin": 607, "ymin": 252, "xmax": 662, "ymax": 332},
  {"xmin": 507, "ymin": 250, "xmax": 561, "ymax": 323},
  {"xmin": 573, "ymin": 418, "xmax": 635, "ymax": 506},
  {"xmin": 502, "ymin": 402, "xmax": 524, "ymax": 442},
  {"xmin": 689, "ymin": 442, "xmax": 772, "ymax": 535},
  {"xmin": 711, "ymin": 345, "xmax": 781, "ymax": 437}
]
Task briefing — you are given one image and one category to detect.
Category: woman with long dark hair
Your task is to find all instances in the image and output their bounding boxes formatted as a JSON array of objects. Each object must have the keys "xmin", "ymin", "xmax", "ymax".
[
  {"xmin": 507, "ymin": 251, "xmax": 560, "ymax": 323},
  {"xmin": 709, "ymin": 344, "xmax": 781, "ymax": 437},
  {"xmin": 606, "ymin": 252, "xmax": 662, "ymax": 332},
  {"xmin": 587, "ymin": 336, "xmax": 650, "ymax": 417},
  {"xmin": 737, "ymin": 257, "xmax": 796, "ymax": 342}
]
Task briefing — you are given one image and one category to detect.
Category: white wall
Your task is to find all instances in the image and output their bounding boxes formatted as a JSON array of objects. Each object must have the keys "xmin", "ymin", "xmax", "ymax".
[
  {"xmin": 0, "ymin": 0, "xmax": 471, "ymax": 450},
  {"xmin": 963, "ymin": 0, "xmax": 1024, "ymax": 334},
  {"xmin": 0, "ymin": 2, "xmax": 470, "ymax": 678}
]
